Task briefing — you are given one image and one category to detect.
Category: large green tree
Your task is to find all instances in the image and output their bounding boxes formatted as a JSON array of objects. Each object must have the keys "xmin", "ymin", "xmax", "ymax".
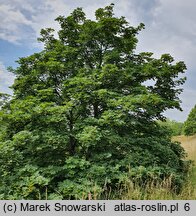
[
  {"xmin": 0, "ymin": 4, "xmax": 189, "ymax": 199},
  {"xmin": 184, "ymin": 105, "xmax": 196, "ymax": 135}
]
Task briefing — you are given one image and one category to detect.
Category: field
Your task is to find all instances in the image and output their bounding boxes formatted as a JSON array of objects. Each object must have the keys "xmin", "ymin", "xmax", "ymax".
[{"xmin": 173, "ymin": 135, "xmax": 196, "ymax": 161}]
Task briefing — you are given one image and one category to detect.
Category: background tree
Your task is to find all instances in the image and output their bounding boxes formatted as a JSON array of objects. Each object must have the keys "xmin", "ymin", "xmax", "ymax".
[
  {"xmin": 0, "ymin": 4, "xmax": 189, "ymax": 199},
  {"xmin": 184, "ymin": 105, "xmax": 196, "ymax": 136},
  {"xmin": 158, "ymin": 119, "xmax": 184, "ymax": 136}
]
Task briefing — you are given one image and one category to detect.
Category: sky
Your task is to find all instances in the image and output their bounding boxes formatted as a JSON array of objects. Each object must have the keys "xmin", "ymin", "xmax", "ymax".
[{"xmin": 0, "ymin": 0, "xmax": 195, "ymax": 122}]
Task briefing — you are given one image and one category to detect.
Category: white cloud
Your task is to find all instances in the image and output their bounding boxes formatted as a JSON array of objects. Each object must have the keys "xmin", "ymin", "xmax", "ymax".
[
  {"xmin": 0, "ymin": 0, "xmax": 69, "ymax": 44},
  {"xmin": 164, "ymin": 88, "xmax": 196, "ymax": 122},
  {"xmin": 0, "ymin": 3, "xmax": 33, "ymax": 43},
  {"xmin": 136, "ymin": 0, "xmax": 196, "ymax": 75}
]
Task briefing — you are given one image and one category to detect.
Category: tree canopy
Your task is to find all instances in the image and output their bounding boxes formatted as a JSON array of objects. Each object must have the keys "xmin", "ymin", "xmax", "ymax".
[
  {"xmin": 157, "ymin": 119, "xmax": 184, "ymax": 136},
  {"xmin": 184, "ymin": 105, "xmax": 196, "ymax": 136},
  {"xmin": 0, "ymin": 4, "xmax": 189, "ymax": 199}
]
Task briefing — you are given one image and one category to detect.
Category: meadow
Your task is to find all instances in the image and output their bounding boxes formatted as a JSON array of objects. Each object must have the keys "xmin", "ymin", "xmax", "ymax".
[{"xmin": 174, "ymin": 135, "xmax": 196, "ymax": 161}]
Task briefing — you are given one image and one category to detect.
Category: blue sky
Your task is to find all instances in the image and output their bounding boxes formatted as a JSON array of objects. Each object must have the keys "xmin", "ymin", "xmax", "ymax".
[{"xmin": 0, "ymin": 0, "xmax": 195, "ymax": 122}]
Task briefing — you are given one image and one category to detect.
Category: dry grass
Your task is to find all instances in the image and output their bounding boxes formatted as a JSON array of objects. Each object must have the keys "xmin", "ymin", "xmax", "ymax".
[{"xmin": 173, "ymin": 135, "xmax": 196, "ymax": 161}]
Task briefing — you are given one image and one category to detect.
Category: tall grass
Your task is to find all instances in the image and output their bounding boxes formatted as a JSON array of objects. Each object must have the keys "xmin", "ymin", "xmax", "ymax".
[{"xmin": 97, "ymin": 171, "xmax": 196, "ymax": 200}]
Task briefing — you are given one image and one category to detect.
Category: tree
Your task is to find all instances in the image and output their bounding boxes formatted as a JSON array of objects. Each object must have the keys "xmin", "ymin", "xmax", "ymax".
[
  {"xmin": 184, "ymin": 105, "xmax": 196, "ymax": 135},
  {"xmin": 0, "ymin": 4, "xmax": 189, "ymax": 199},
  {"xmin": 158, "ymin": 119, "xmax": 184, "ymax": 136},
  {"xmin": 0, "ymin": 93, "xmax": 11, "ymax": 109}
]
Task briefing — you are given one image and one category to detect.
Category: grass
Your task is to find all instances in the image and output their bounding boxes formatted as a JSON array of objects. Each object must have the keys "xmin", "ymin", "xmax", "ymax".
[
  {"xmin": 99, "ymin": 173, "xmax": 196, "ymax": 200},
  {"xmin": 173, "ymin": 135, "xmax": 196, "ymax": 161}
]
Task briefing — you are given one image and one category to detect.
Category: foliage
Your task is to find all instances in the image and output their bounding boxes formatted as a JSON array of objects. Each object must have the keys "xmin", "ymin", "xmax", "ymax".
[
  {"xmin": 184, "ymin": 105, "xmax": 196, "ymax": 136},
  {"xmin": 0, "ymin": 4, "xmax": 189, "ymax": 199},
  {"xmin": 0, "ymin": 93, "xmax": 11, "ymax": 109},
  {"xmin": 157, "ymin": 119, "xmax": 184, "ymax": 136}
]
